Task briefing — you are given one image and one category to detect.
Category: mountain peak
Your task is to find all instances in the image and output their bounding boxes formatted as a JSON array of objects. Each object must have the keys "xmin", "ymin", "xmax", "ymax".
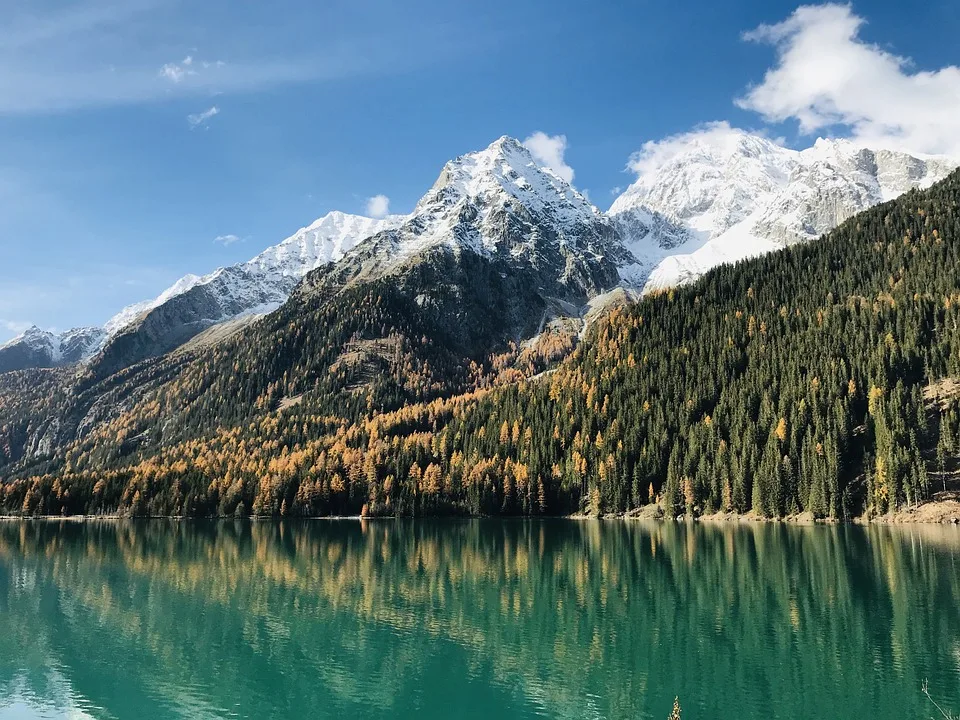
[
  {"xmin": 323, "ymin": 135, "xmax": 620, "ymax": 298},
  {"xmin": 609, "ymin": 131, "xmax": 957, "ymax": 292},
  {"xmin": 488, "ymin": 135, "xmax": 527, "ymax": 153},
  {"xmin": 438, "ymin": 135, "xmax": 536, "ymax": 184},
  {"xmin": 609, "ymin": 129, "xmax": 796, "ymax": 234},
  {"xmin": 419, "ymin": 135, "xmax": 588, "ymax": 217},
  {"xmin": 681, "ymin": 128, "xmax": 782, "ymax": 160},
  {"xmin": 0, "ymin": 323, "xmax": 107, "ymax": 371}
]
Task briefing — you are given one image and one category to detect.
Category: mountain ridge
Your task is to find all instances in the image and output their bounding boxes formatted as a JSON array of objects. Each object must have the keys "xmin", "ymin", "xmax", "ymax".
[{"xmin": 1, "ymin": 131, "xmax": 955, "ymax": 375}]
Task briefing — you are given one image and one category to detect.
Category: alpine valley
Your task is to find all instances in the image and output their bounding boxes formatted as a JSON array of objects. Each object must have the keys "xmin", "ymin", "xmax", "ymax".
[{"xmin": 3, "ymin": 131, "xmax": 960, "ymax": 521}]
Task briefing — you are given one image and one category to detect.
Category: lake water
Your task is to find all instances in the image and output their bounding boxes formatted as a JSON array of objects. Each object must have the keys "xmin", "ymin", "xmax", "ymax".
[{"xmin": 1, "ymin": 519, "xmax": 959, "ymax": 719}]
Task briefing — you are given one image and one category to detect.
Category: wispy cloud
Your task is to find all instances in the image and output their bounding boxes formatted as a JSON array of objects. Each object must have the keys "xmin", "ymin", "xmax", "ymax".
[
  {"xmin": 0, "ymin": 0, "xmax": 163, "ymax": 52},
  {"xmin": 188, "ymin": 105, "xmax": 220, "ymax": 128},
  {"xmin": 160, "ymin": 56, "xmax": 196, "ymax": 83},
  {"xmin": 523, "ymin": 132, "xmax": 575, "ymax": 184},
  {"xmin": 0, "ymin": 0, "xmax": 479, "ymax": 115},
  {"xmin": 213, "ymin": 233, "xmax": 242, "ymax": 246},
  {"xmin": 365, "ymin": 194, "xmax": 390, "ymax": 218},
  {"xmin": 160, "ymin": 55, "xmax": 226, "ymax": 84}
]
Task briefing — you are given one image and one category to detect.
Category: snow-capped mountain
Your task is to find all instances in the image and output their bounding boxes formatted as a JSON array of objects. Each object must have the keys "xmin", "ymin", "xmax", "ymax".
[
  {"xmin": 611, "ymin": 129, "xmax": 956, "ymax": 290},
  {"xmin": 102, "ymin": 210, "xmax": 403, "ymax": 337},
  {"xmin": 0, "ymin": 326, "xmax": 106, "ymax": 374},
  {"xmin": 87, "ymin": 211, "xmax": 404, "ymax": 378},
  {"xmin": 318, "ymin": 136, "xmax": 627, "ymax": 299},
  {"xmin": 3, "ymin": 131, "xmax": 956, "ymax": 377},
  {"xmin": 0, "ymin": 211, "xmax": 404, "ymax": 377},
  {"xmin": 296, "ymin": 136, "xmax": 631, "ymax": 357}
]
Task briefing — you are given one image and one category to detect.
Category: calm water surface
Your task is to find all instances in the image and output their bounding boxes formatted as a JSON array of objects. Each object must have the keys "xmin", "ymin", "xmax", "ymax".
[{"xmin": 1, "ymin": 519, "xmax": 959, "ymax": 719}]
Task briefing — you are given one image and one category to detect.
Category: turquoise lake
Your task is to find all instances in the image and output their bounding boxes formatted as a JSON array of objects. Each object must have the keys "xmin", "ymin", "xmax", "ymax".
[{"xmin": 1, "ymin": 519, "xmax": 959, "ymax": 719}]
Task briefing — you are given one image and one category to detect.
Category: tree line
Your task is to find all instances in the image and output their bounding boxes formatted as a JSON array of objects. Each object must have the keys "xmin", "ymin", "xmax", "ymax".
[{"xmin": 3, "ymin": 171, "xmax": 960, "ymax": 518}]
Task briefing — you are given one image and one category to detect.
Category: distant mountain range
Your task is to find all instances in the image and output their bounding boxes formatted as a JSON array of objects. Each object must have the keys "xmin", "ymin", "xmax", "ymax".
[{"xmin": 1, "ymin": 131, "xmax": 953, "ymax": 375}]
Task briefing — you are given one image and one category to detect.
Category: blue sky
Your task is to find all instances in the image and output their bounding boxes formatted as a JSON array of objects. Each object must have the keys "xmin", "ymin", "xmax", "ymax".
[{"xmin": 2, "ymin": 0, "xmax": 960, "ymax": 341}]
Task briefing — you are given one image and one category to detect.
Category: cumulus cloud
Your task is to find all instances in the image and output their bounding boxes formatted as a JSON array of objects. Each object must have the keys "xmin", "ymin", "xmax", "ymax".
[
  {"xmin": 213, "ymin": 234, "xmax": 242, "ymax": 246},
  {"xmin": 737, "ymin": 3, "xmax": 960, "ymax": 157},
  {"xmin": 187, "ymin": 105, "xmax": 219, "ymax": 128},
  {"xmin": 523, "ymin": 132, "xmax": 575, "ymax": 184},
  {"xmin": 365, "ymin": 194, "xmax": 390, "ymax": 218}
]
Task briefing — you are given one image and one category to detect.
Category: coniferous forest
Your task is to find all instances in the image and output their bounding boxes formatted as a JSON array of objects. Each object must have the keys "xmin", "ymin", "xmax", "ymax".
[{"xmin": 4, "ymin": 171, "xmax": 960, "ymax": 519}]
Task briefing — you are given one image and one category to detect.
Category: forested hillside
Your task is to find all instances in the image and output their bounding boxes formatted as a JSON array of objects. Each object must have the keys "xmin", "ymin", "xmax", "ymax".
[{"xmin": 4, "ymin": 171, "xmax": 960, "ymax": 519}]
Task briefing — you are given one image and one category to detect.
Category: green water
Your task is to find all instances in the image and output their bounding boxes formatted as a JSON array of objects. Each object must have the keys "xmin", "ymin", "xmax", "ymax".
[{"xmin": 1, "ymin": 520, "xmax": 959, "ymax": 719}]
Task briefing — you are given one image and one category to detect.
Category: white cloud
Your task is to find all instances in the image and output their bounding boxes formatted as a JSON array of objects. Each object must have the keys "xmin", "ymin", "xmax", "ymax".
[
  {"xmin": 160, "ymin": 55, "xmax": 221, "ymax": 84},
  {"xmin": 610, "ymin": 186, "xmax": 622, "ymax": 196},
  {"xmin": 159, "ymin": 64, "xmax": 185, "ymax": 83},
  {"xmin": 160, "ymin": 59, "xmax": 193, "ymax": 83},
  {"xmin": 188, "ymin": 105, "xmax": 219, "ymax": 128},
  {"xmin": 365, "ymin": 194, "xmax": 390, "ymax": 218},
  {"xmin": 213, "ymin": 234, "xmax": 242, "ymax": 246},
  {"xmin": 737, "ymin": 3, "xmax": 960, "ymax": 157},
  {"xmin": 523, "ymin": 132, "xmax": 575, "ymax": 184}
]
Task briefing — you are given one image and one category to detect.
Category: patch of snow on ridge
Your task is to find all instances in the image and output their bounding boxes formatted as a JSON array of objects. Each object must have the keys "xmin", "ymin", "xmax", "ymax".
[
  {"xmin": 89, "ymin": 211, "xmax": 405, "ymax": 356},
  {"xmin": 248, "ymin": 210, "xmax": 404, "ymax": 276}
]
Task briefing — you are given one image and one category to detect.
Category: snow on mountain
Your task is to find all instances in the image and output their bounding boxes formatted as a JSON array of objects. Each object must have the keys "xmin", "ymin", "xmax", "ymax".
[
  {"xmin": 0, "ymin": 326, "xmax": 60, "ymax": 360},
  {"xmin": 77, "ymin": 210, "xmax": 408, "ymax": 377},
  {"xmin": 296, "ymin": 136, "xmax": 632, "ymax": 360},
  {"xmin": 610, "ymin": 131, "xmax": 795, "ymax": 237},
  {"xmin": 102, "ymin": 211, "xmax": 404, "ymax": 338},
  {"xmin": 330, "ymin": 136, "xmax": 627, "ymax": 296},
  {"xmin": 249, "ymin": 210, "xmax": 403, "ymax": 275},
  {"xmin": 0, "ymin": 325, "xmax": 106, "ymax": 373},
  {"xmin": 5, "ymin": 131, "xmax": 956, "ymax": 376},
  {"xmin": 388, "ymin": 135, "xmax": 607, "ymax": 260},
  {"xmin": 611, "ymin": 129, "xmax": 957, "ymax": 291},
  {"xmin": 0, "ymin": 210, "xmax": 404, "ymax": 376}
]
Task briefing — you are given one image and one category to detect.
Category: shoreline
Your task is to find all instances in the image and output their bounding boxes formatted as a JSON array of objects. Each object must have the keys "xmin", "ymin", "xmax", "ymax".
[
  {"xmin": 594, "ymin": 496, "xmax": 960, "ymax": 525},
  {"xmin": 3, "ymin": 498, "xmax": 960, "ymax": 526}
]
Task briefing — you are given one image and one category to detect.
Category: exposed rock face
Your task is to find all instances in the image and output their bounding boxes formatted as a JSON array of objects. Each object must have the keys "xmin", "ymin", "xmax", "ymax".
[
  {"xmin": 298, "ymin": 137, "xmax": 630, "ymax": 352},
  {"xmin": 316, "ymin": 137, "xmax": 625, "ymax": 301}
]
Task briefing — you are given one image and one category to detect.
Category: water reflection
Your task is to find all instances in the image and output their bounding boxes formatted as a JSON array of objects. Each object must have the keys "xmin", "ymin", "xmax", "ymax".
[{"xmin": 1, "ymin": 520, "xmax": 959, "ymax": 719}]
